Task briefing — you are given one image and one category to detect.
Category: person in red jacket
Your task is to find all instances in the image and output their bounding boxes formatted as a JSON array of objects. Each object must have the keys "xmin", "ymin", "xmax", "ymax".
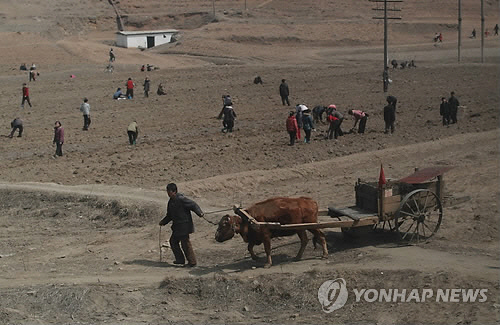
[
  {"xmin": 286, "ymin": 111, "xmax": 300, "ymax": 146},
  {"xmin": 53, "ymin": 121, "xmax": 64, "ymax": 157},
  {"xmin": 21, "ymin": 83, "xmax": 32, "ymax": 108},
  {"xmin": 125, "ymin": 77, "xmax": 135, "ymax": 99},
  {"xmin": 327, "ymin": 110, "xmax": 339, "ymax": 139}
]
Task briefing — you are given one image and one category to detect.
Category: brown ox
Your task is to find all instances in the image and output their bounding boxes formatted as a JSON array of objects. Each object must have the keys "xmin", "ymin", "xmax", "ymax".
[{"xmin": 215, "ymin": 197, "xmax": 328, "ymax": 268}]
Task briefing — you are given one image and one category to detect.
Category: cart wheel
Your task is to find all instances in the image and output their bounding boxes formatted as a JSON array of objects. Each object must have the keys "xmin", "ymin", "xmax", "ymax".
[{"xmin": 395, "ymin": 189, "xmax": 443, "ymax": 243}]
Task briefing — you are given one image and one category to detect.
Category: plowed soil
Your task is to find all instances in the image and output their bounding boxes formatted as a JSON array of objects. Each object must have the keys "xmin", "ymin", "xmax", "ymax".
[{"xmin": 0, "ymin": 1, "xmax": 499, "ymax": 324}]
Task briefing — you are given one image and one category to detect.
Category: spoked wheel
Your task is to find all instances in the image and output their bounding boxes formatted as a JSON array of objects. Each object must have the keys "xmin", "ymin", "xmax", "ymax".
[{"xmin": 395, "ymin": 189, "xmax": 443, "ymax": 243}]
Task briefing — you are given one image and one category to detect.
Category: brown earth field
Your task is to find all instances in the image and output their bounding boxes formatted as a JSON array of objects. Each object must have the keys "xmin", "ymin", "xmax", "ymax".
[{"xmin": 0, "ymin": 0, "xmax": 499, "ymax": 324}]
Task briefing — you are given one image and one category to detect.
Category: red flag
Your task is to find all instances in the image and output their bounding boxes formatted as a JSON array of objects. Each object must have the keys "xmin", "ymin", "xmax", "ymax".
[{"xmin": 378, "ymin": 164, "xmax": 387, "ymax": 187}]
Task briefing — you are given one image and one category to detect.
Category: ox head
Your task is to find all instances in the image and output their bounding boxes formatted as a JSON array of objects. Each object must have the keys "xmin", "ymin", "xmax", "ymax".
[{"xmin": 215, "ymin": 214, "xmax": 239, "ymax": 242}]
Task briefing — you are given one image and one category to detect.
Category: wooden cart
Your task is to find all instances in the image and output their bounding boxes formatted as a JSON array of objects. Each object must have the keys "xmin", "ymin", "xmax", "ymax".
[{"xmin": 234, "ymin": 166, "xmax": 452, "ymax": 243}]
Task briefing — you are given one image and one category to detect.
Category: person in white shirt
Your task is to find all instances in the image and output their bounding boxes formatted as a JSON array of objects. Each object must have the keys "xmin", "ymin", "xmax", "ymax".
[{"xmin": 80, "ymin": 98, "xmax": 91, "ymax": 130}]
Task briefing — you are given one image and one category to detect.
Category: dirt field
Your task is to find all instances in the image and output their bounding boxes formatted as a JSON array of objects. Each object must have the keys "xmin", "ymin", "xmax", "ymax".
[{"xmin": 0, "ymin": 0, "xmax": 499, "ymax": 324}]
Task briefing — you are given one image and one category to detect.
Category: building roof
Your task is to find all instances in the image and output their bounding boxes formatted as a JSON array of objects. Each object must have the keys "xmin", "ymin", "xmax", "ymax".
[{"xmin": 116, "ymin": 30, "xmax": 178, "ymax": 36}]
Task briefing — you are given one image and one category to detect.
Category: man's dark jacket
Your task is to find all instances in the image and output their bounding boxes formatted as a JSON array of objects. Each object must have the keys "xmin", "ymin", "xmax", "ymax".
[
  {"xmin": 448, "ymin": 96, "xmax": 460, "ymax": 112},
  {"xmin": 159, "ymin": 194, "xmax": 203, "ymax": 237},
  {"xmin": 384, "ymin": 104, "xmax": 396, "ymax": 123},
  {"xmin": 279, "ymin": 82, "xmax": 289, "ymax": 97},
  {"xmin": 223, "ymin": 106, "xmax": 236, "ymax": 122},
  {"xmin": 11, "ymin": 118, "xmax": 23, "ymax": 127},
  {"xmin": 440, "ymin": 102, "xmax": 450, "ymax": 116}
]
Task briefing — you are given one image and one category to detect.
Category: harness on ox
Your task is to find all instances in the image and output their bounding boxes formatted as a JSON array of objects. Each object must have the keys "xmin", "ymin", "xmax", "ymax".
[
  {"xmin": 234, "ymin": 207, "xmax": 296, "ymax": 237},
  {"xmin": 233, "ymin": 207, "xmax": 253, "ymax": 227}
]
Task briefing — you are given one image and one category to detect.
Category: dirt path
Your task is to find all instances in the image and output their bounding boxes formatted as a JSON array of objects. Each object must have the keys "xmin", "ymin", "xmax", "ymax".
[
  {"xmin": 1, "ymin": 130, "xmax": 498, "ymax": 290},
  {"xmin": 1, "ymin": 128, "xmax": 498, "ymax": 207}
]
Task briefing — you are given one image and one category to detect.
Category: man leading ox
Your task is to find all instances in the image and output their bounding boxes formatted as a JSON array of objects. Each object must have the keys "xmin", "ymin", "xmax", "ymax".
[{"xmin": 159, "ymin": 183, "xmax": 205, "ymax": 267}]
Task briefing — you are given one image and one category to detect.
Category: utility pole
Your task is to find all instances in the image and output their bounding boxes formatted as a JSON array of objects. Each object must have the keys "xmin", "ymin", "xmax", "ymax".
[
  {"xmin": 481, "ymin": 0, "xmax": 484, "ymax": 63},
  {"xmin": 458, "ymin": 0, "xmax": 462, "ymax": 62},
  {"xmin": 371, "ymin": 0, "xmax": 402, "ymax": 93}
]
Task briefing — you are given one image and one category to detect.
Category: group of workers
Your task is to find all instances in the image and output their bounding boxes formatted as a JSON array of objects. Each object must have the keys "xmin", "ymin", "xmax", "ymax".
[
  {"xmin": 8, "ymin": 68, "xmax": 462, "ymax": 157},
  {"xmin": 113, "ymin": 77, "xmax": 166, "ymax": 99},
  {"xmin": 280, "ymin": 85, "xmax": 460, "ymax": 145},
  {"xmin": 285, "ymin": 104, "xmax": 370, "ymax": 146}
]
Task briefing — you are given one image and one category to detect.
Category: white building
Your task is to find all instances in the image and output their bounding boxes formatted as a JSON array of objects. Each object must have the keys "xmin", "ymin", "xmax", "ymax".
[{"xmin": 116, "ymin": 30, "xmax": 179, "ymax": 49}]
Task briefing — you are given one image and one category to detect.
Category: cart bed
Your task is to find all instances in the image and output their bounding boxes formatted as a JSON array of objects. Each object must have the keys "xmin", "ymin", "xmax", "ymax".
[{"xmin": 321, "ymin": 206, "xmax": 380, "ymax": 219}]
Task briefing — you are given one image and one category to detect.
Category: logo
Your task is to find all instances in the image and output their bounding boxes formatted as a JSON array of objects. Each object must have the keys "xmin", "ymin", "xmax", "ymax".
[
  {"xmin": 318, "ymin": 278, "xmax": 488, "ymax": 314},
  {"xmin": 352, "ymin": 288, "xmax": 488, "ymax": 303},
  {"xmin": 317, "ymin": 278, "xmax": 348, "ymax": 313}
]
